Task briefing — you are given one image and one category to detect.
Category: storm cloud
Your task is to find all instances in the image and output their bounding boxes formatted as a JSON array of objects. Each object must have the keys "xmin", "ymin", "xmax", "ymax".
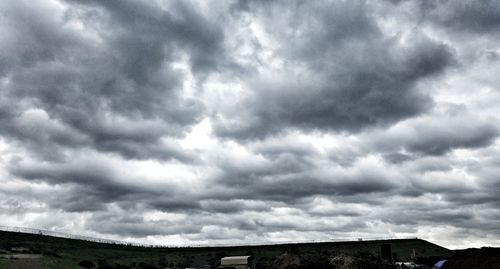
[
  {"xmin": 213, "ymin": 0, "xmax": 456, "ymax": 139},
  {"xmin": 1, "ymin": 0, "xmax": 500, "ymax": 249}
]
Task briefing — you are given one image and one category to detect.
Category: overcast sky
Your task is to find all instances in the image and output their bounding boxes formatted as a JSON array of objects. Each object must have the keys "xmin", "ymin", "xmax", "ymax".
[{"xmin": 1, "ymin": 0, "xmax": 500, "ymax": 249}]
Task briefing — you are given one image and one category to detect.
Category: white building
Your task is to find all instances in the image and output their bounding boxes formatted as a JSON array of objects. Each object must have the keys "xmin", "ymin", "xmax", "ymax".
[{"xmin": 219, "ymin": 256, "xmax": 255, "ymax": 269}]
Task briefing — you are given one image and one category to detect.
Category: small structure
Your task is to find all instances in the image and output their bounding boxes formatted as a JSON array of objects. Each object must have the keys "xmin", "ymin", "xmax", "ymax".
[
  {"xmin": 381, "ymin": 243, "xmax": 392, "ymax": 262},
  {"xmin": 219, "ymin": 256, "xmax": 255, "ymax": 269}
]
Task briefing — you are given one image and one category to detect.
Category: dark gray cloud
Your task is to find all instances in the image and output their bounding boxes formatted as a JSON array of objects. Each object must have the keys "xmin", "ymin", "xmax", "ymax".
[
  {"xmin": 406, "ymin": 126, "xmax": 497, "ymax": 155},
  {"xmin": 0, "ymin": 0, "xmax": 224, "ymax": 161},
  {"xmin": 208, "ymin": 149, "xmax": 399, "ymax": 205},
  {"xmin": 87, "ymin": 211, "xmax": 202, "ymax": 237},
  {"xmin": 46, "ymin": 185, "xmax": 109, "ymax": 212},
  {"xmin": 390, "ymin": 0, "xmax": 500, "ymax": 34},
  {"xmin": 65, "ymin": 0, "xmax": 229, "ymax": 75},
  {"xmin": 199, "ymin": 199, "xmax": 271, "ymax": 214},
  {"xmin": 371, "ymin": 113, "xmax": 499, "ymax": 158},
  {"xmin": 7, "ymin": 156, "xmax": 187, "ymax": 213},
  {"xmin": 213, "ymin": 0, "xmax": 456, "ymax": 139},
  {"xmin": 10, "ymin": 159, "xmax": 138, "ymax": 195}
]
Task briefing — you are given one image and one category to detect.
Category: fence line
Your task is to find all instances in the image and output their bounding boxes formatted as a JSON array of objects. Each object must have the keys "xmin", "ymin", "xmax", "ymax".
[
  {"xmin": 0, "ymin": 224, "xmax": 418, "ymax": 248},
  {"xmin": 0, "ymin": 225, "xmax": 151, "ymax": 247}
]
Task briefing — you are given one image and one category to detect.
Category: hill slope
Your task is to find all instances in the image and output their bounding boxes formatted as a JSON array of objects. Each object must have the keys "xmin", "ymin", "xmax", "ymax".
[{"xmin": 0, "ymin": 230, "xmax": 452, "ymax": 269}]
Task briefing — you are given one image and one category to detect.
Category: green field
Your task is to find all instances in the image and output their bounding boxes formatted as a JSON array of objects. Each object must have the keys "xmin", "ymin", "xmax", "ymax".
[{"xmin": 0, "ymin": 230, "xmax": 452, "ymax": 269}]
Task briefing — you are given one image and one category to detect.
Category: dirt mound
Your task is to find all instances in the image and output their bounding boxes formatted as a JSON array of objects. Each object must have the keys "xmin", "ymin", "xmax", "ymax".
[
  {"xmin": 330, "ymin": 253, "xmax": 394, "ymax": 269},
  {"xmin": 330, "ymin": 254, "xmax": 364, "ymax": 269},
  {"xmin": 442, "ymin": 247, "xmax": 500, "ymax": 269},
  {"xmin": 272, "ymin": 253, "xmax": 301, "ymax": 269},
  {"xmin": 271, "ymin": 252, "xmax": 394, "ymax": 269}
]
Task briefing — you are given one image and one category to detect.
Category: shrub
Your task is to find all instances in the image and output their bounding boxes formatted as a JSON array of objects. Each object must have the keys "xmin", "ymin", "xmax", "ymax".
[{"xmin": 78, "ymin": 260, "xmax": 95, "ymax": 268}]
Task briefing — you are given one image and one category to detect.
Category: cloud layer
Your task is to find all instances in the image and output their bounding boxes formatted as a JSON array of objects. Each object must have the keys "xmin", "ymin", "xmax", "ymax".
[{"xmin": 1, "ymin": 0, "xmax": 500, "ymax": 249}]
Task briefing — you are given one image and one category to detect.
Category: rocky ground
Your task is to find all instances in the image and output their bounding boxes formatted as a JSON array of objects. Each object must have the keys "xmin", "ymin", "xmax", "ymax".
[
  {"xmin": 271, "ymin": 251, "xmax": 395, "ymax": 269},
  {"xmin": 442, "ymin": 247, "xmax": 500, "ymax": 269}
]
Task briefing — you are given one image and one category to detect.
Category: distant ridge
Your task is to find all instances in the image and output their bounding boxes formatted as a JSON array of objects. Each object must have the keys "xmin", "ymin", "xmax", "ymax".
[
  {"xmin": 0, "ymin": 228, "xmax": 453, "ymax": 268},
  {"xmin": 1, "ymin": 224, "xmax": 423, "ymax": 248}
]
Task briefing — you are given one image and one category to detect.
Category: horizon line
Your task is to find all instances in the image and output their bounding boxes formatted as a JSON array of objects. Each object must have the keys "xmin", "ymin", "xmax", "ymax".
[{"xmin": 0, "ymin": 224, "xmax": 422, "ymax": 248}]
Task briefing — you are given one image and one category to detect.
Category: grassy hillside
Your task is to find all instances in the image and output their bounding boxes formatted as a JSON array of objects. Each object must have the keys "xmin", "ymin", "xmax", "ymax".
[{"xmin": 0, "ymin": 230, "xmax": 452, "ymax": 269}]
